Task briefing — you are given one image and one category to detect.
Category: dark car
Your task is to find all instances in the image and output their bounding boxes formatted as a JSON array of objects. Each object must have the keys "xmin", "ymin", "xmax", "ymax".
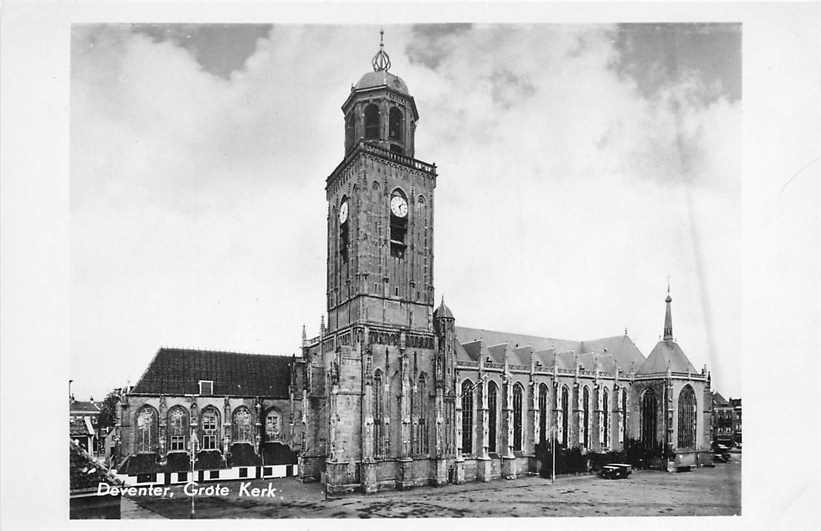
[
  {"xmin": 599, "ymin": 463, "xmax": 632, "ymax": 479},
  {"xmin": 712, "ymin": 442, "xmax": 731, "ymax": 462}
]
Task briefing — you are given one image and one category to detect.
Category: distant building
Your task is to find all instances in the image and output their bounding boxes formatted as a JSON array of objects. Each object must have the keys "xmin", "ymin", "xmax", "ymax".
[
  {"xmin": 70, "ymin": 398, "xmax": 100, "ymax": 453},
  {"xmin": 711, "ymin": 392, "xmax": 734, "ymax": 444},
  {"xmin": 730, "ymin": 398, "xmax": 742, "ymax": 444}
]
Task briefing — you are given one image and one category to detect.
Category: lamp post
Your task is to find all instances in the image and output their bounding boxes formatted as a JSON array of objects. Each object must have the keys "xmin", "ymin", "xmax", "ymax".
[
  {"xmin": 551, "ymin": 425, "xmax": 556, "ymax": 484},
  {"xmin": 189, "ymin": 429, "xmax": 199, "ymax": 519},
  {"xmin": 69, "ymin": 379, "xmax": 73, "ymax": 400}
]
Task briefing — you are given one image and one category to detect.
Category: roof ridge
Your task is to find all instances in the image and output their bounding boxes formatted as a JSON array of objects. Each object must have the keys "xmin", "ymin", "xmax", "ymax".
[{"xmin": 159, "ymin": 347, "xmax": 294, "ymax": 359}]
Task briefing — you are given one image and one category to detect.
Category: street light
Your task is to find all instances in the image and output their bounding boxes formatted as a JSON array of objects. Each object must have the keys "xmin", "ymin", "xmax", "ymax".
[{"xmin": 189, "ymin": 429, "xmax": 199, "ymax": 519}]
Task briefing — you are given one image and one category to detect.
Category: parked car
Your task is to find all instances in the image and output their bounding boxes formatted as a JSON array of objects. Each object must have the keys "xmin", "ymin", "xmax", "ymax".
[
  {"xmin": 599, "ymin": 463, "xmax": 632, "ymax": 479},
  {"xmin": 712, "ymin": 442, "xmax": 731, "ymax": 462}
]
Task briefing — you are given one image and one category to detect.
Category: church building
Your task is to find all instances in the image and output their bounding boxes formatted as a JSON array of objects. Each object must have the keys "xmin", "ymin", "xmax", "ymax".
[{"xmin": 114, "ymin": 35, "xmax": 713, "ymax": 493}]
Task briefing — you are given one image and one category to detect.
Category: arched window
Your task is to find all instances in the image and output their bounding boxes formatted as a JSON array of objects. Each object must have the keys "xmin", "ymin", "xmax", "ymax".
[
  {"xmin": 167, "ymin": 406, "xmax": 188, "ymax": 452},
  {"xmin": 583, "ymin": 386, "xmax": 590, "ymax": 447},
  {"xmin": 232, "ymin": 406, "xmax": 254, "ymax": 444},
  {"xmin": 677, "ymin": 385, "xmax": 697, "ymax": 449},
  {"xmin": 461, "ymin": 380, "xmax": 473, "ymax": 456},
  {"xmin": 339, "ymin": 196, "xmax": 349, "ymax": 263},
  {"xmin": 345, "ymin": 112, "xmax": 355, "ymax": 151},
  {"xmin": 561, "ymin": 386, "xmax": 569, "ymax": 446},
  {"xmin": 265, "ymin": 409, "xmax": 282, "ymax": 442},
  {"xmin": 538, "ymin": 383, "xmax": 548, "ymax": 445},
  {"xmin": 641, "ymin": 388, "xmax": 658, "ymax": 449},
  {"xmin": 200, "ymin": 407, "xmax": 220, "ymax": 451},
  {"xmin": 364, "ymin": 104, "xmax": 379, "ymax": 140},
  {"xmin": 135, "ymin": 406, "xmax": 158, "ymax": 453},
  {"xmin": 488, "ymin": 382, "xmax": 498, "ymax": 452},
  {"xmin": 390, "ymin": 373, "xmax": 402, "ymax": 456},
  {"xmin": 513, "ymin": 384, "xmax": 523, "ymax": 451},
  {"xmin": 389, "ymin": 107, "xmax": 403, "ymax": 141},
  {"xmin": 389, "ymin": 189, "xmax": 408, "ymax": 259},
  {"xmin": 373, "ymin": 370, "xmax": 384, "ymax": 458},
  {"xmin": 603, "ymin": 389, "xmax": 610, "ymax": 448}
]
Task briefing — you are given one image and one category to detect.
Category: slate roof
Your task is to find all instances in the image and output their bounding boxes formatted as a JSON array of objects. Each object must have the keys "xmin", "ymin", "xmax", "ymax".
[
  {"xmin": 637, "ymin": 340, "xmax": 697, "ymax": 375},
  {"xmin": 455, "ymin": 326, "xmax": 646, "ymax": 373},
  {"xmin": 132, "ymin": 348, "xmax": 293, "ymax": 398}
]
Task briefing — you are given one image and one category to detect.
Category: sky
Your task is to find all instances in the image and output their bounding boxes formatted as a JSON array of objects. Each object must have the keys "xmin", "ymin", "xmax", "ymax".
[{"xmin": 70, "ymin": 23, "xmax": 741, "ymax": 401}]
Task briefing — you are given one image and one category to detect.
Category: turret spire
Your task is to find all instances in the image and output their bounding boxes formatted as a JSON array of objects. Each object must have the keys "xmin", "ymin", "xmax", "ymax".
[
  {"xmin": 371, "ymin": 28, "xmax": 391, "ymax": 72},
  {"xmin": 663, "ymin": 279, "xmax": 673, "ymax": 341}
]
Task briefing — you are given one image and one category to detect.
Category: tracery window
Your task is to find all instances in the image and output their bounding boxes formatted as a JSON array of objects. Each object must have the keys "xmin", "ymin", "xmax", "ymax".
[
  {"xmin": 513, "ymin": 384, "xmax": 523, "ymax": 451},
  {"xmin": 488, "ymin": 382, "xmax": 499, "ymax": 452},
  {"xmin": 232, "ymin": 406, "xmax": 254, "ymax": 444},
  {"xmin": 200, "ymin": 408, "xmax": 220, "ymax": 451},
  {"xmin": 538, "ymin": 384, "xmax": 548, "ymax": 445},
  {"xmin": 677, "ymin": 385, "xmax": 697, "ymax": 449},
  {"xmin": 603, "ymin": 389, "xmax": 610, "ymax": 448},
  {"xmin": 561, "ymin": 386, "xmax": 569, "ymax": 446},
  {"xmin": 641, "ymin": 388, "xmax": 658, "ymax": 448},
  {"xmin": 167, "ymin": 406, "xmax": 188, "ymax": 452},
  {"xmin": 135, "ymin": 406, "xmax": 158, "ymax": 453},
  {"xmin": 364, "ymin": 104, "xmax": 379, "ymax": 140},
  {"xmin": 583, "ymin": 386, "xmax": 590, "ymax": 448},
  {"xmin": 461, "ymin": 380, "xmax": 473, "ymax": 456},
  {"xmin": 265, "ymin": 409, "xmax": 282, "ymax": 442}
]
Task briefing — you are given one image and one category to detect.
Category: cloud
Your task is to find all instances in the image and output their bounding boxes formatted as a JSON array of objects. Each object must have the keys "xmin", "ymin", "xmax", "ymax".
[{"xmin": 70, "ymin": 24, "xmax": 741, "ymax": 399}]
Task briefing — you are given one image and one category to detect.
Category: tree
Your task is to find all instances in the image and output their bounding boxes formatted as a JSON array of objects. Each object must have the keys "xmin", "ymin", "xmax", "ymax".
[{"xmin": 97, "ymin": 389, "xmax": 121, "ymax": 433}]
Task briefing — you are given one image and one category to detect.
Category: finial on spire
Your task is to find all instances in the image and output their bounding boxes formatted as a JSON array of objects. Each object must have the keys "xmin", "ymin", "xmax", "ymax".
[
  {"xmin": 663, "ymin": 280, "xmax": 674, "ymax": 341},
  {"xmin": 371, "ymin": 27, "xmax": 392, "ymax": 72}
]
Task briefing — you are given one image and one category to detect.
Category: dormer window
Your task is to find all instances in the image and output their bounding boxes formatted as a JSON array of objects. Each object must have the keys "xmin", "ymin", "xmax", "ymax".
[{"xmin": 199, "ymin": 380, "xmax": 213, "ymax": 396}]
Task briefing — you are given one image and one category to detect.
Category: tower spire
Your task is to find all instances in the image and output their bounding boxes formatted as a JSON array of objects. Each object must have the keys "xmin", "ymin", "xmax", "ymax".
[
  {"xmin": 371, "ymin": 28, "xmax": 391, "ymax": 72},
  {"xmin": 663, "ymin": 279, "xmax": 673, "ymax": 341}
]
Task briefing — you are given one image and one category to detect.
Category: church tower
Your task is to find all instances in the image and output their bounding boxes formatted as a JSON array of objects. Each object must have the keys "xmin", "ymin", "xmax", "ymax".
[{"xmin": 325, "ymin": 31, "xmax": 437, "ymax": 334}]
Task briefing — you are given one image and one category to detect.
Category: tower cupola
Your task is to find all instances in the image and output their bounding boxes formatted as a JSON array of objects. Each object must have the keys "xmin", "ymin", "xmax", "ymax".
[{"xmin": 342, "ymin": 30, "xmax": 419, "ymax": 157}]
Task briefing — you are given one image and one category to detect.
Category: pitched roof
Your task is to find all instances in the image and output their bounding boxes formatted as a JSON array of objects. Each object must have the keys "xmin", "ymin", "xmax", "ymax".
[
  {"xmin": 579, "ymin": 335, "xmax": 646, "ymax": 370},
  {"xmin": 712, "ymin": 392, "xmax": 730, "ymax": 406},
  {"xmin": 132, "ymin": 348, "xmax": 292, "ymax": 398},
  {"xmin": 69, "ymin": 400, "xmax": 100, "ymax": 414},
  {"xmin": 455, "ymin": 326, "xmax": 580, "ymax": 354},
  {"xmin": 637, "ymin": 340, "xmax": 697, "ymax": 375},
  {"xmin": 70, "ymin": 417, "xmax": 92, "ymax": 437}
]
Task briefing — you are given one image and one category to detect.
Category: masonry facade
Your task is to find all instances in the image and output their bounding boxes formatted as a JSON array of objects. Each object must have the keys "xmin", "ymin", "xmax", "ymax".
[{"xmin": 115, "ymin": 38, "xmax": 713, "ymax": 492}]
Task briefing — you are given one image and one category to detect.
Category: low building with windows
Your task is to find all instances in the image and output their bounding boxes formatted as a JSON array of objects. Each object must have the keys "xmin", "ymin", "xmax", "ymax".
[
  {"xmin": 114, "ymin": 349, "xmax": 301, "ymax": 485},
  {"xmin": 70, "ymin": 398, "xmax": 101, "ymax": 453},
  {"xmin": 711, "ymin": 392, "xmax": 734, "ymax": 444}
]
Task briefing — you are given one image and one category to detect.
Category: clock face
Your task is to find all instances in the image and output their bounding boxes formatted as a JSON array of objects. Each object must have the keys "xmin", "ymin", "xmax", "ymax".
[
  {"xmin": 338, "ymin": 201, "xmax": 349, "ymax": 224},
  {"xmin": 390, "ymin": 195, "xmax": 408, "ymax": 218}
]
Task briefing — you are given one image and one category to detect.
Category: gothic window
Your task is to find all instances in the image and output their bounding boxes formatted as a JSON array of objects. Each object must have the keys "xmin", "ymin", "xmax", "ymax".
[
  {"xmin": 538, "ymin": 383, "xmax": 548, "ymax": 445},
  {"xmin": 373, "ymin": 370, "xmax": 383, "ymax": 458},
  {"xmin": 200, "ymin": 408, "xmax": 220, "ymax": 451},
  {"xmin": 390, "ymin": 373, "xmax": 402, "ymax": 456},
  {"xmin": 641, "ymin": 388, "xmax": 658, "ymax": 449},
  {"xmin": 513, "ymin": 384, "xmax": 523, "ymax": 451},
  {"xmin": 389, "ymin": 189, "xmax": 408, "ymax": 258},
  {"xmin": 265, "ymin": 409, "xmax": 282, "ymax": 442},
  {"xmin": 167, "ymin": 406, "xmax": 188, "ymax": 452},
  {"xmin": 135, "ymin": 406, "xmax": 158, "ymax": 453},
  {"xmin": 488, "ymin": 381, "xmax": 498, "ymax": 452},
  {"xmin": 461, "ymin": 380, "xmax": 473, "ymax": 456},
  {"xmin": 364, "ymin": 104, "xmax": 379, "ymax": 140},
  {"xmin": 232, "ymin": 406, "xmax": 254, "ymax": 444},
  {"xmin": 415, "ymin": 374, "xmax": 428, "ymax": 455},
  {"xmin": 677, "ymin": 385, "xmax": 697, "ymax": 449},
  {"xmin": 561, "ymin": 386, "xmax": 569, "ymax": 446},
  {"xmin": 388, "ymin": 107, "xmax": 403, "ymax": 141},
  {"xmin": 603, "ymin": 389, "xmax": 609, "ymax": 448},
  {"xmin": 583, "ymin": 386, "xmax": 590, "ymax": 448}
]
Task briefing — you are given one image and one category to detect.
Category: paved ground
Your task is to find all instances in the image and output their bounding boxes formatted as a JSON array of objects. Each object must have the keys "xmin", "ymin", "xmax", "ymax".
[{"xmin": 126, "ymin": 455, "xmax": 740, "ymax": 519}]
